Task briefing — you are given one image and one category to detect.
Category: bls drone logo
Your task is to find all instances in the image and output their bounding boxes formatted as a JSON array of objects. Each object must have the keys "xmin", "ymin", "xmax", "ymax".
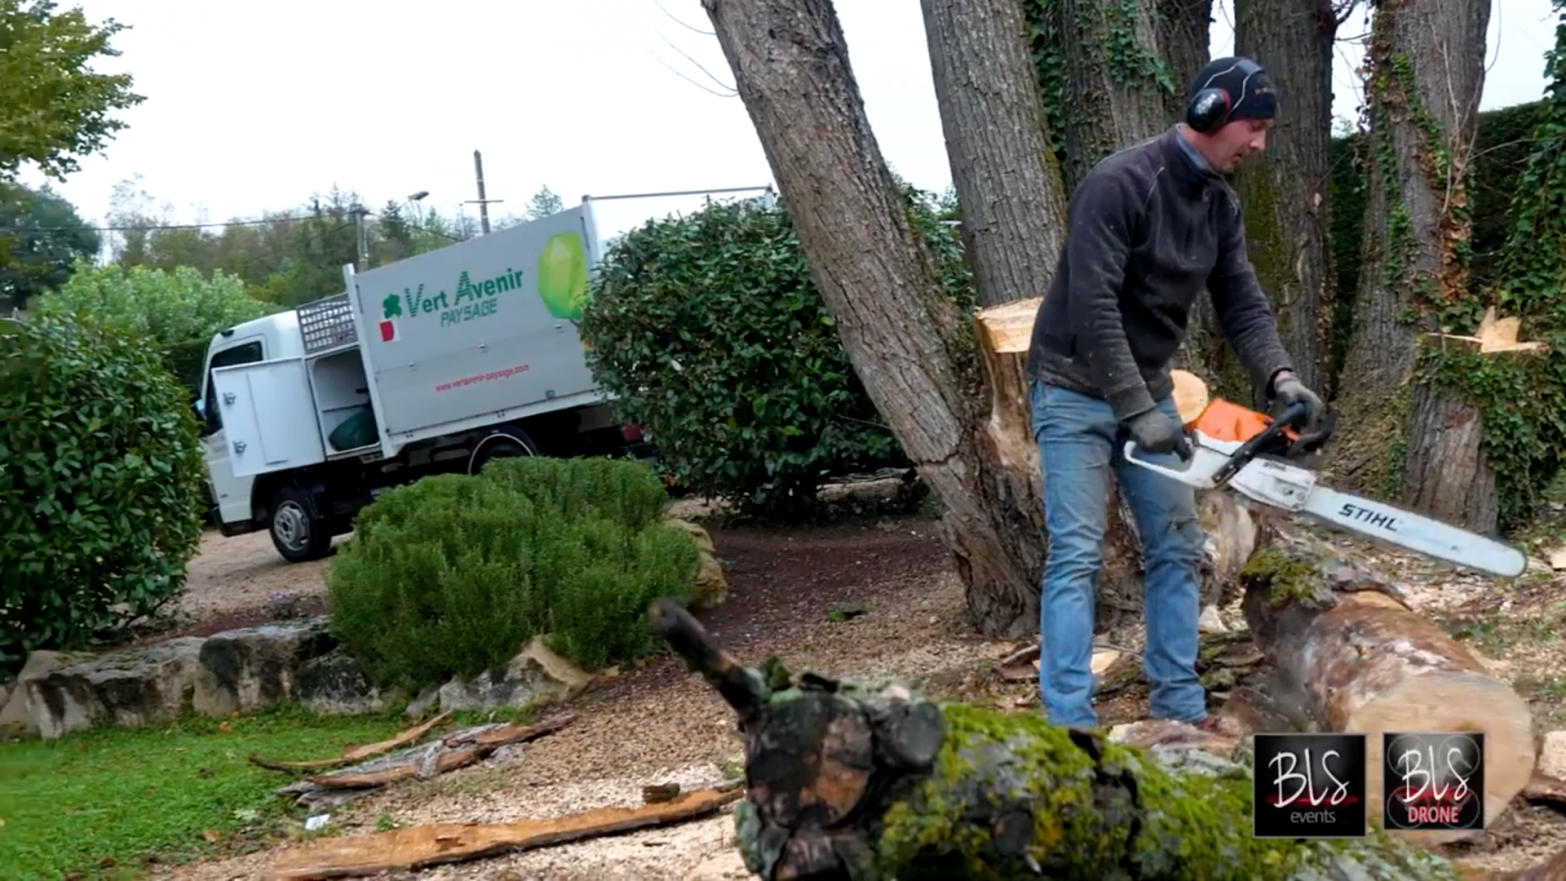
[{"xmin": 1382, "ymin": 732, "xmax": 1485, "ymax": 831}]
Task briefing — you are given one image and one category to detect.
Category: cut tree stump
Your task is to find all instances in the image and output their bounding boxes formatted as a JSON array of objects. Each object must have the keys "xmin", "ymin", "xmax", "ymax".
[
  {"xmin": 1240, "ymin": 541, "xmax": 1537, "ymax": 847},
  {"xmin": 646, "ymin": 596, "xmax": 1512, "ymax": 880}
]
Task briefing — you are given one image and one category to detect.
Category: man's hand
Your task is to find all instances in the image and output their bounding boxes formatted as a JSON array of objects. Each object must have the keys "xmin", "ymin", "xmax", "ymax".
[
  {"xmin": 1273, "ymin": 372, "xmax": 1326, "ymax": 430},
  {"xmin": 1126, "ymin": 408, "xmax": 1192, "ymax": 460}
]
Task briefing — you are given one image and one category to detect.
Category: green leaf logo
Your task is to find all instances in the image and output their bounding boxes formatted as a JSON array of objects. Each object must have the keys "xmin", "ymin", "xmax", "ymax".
[
  {"xmin": 536, "ymin": 232, "xmax": 588, "ymax": 321},
  {"xmin": 382, "ymin": 294, "xmax": 403, "ymax": 320}
]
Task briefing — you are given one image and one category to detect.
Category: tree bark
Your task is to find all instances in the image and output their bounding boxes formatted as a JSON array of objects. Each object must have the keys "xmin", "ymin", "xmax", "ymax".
[
  {"xmin": 1332, "ymin": 0, "xmax": 1496, "ymax": 531},
  {"xmin": 1157, "ymin": 0, "xmax": 1214, "ymax": 120},
  {"xmin": 1229, "ymin": 0, "xmax": 1340, "ymax": 404},
  {"xmin": 1051, "ymin": 0, "xmax": 1177, "ymax": 193},
  {"xmin": 1240, "ymin": 538, "xmax": 1536, "ymax": 848},
  {"xmin": 919, "ymin": 0, "xmax": 1068, "ymax": 309},
  {"xmin": 701, "ymin": 0, "xmax": 1044, "ymax": 637},
  {"xmin": 648, "ymin": 597, "xmax": 1509, "ymax": 880}
]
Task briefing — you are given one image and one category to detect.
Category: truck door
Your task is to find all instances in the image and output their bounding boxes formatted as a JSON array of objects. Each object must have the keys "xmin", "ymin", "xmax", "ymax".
[
  {"xmin": 210, "ymin": 357, "xmax": 328, "ymax": 478},
  {"xmin": 200, "ymin": 337, "xmax": 266, "ymax": 526}
]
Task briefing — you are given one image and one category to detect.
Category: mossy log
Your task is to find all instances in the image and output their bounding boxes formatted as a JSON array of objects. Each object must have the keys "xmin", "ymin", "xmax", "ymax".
[
  {"xmin": 648, "ymin": 597, "xmax": 1503, "ymax": 880},
  {"xmin": 1240, "ymin": 541, "xmax": 1536, "ymax": 847}
]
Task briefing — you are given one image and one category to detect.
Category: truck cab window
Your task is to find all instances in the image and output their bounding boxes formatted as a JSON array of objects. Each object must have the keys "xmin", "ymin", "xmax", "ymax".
[{"xmin": 202, "ymin": 341, "xmax": 264, "ymax": 435}]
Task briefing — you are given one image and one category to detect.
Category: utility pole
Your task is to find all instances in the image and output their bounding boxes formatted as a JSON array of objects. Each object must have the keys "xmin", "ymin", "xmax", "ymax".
[
  {"xmin": 466, "ymin": 149, "xmax": 504, "ymax": 235},
  {"xmin": 353, "ymin": 206, "xmax": 370, "ymax": 270}
]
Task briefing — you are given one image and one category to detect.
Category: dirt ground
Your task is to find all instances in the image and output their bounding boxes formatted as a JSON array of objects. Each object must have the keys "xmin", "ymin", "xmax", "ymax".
[{"xmin": 151, "ymin": 500, "xmax": 1566, "ymax": 880}]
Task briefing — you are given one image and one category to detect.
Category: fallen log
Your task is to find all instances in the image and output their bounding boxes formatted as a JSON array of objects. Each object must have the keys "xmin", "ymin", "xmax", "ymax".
[
  {"xmin": 249, "ymin": 711, "xmax": 455, "ymax": 772},
  {"xmin": 646, "ymin": 597, "xmax": 1497, "ymax": 880},
  {"xmin": 271, "ymin": 785, "xmax": 743, "ymax": 880},
  {"xmin": 274, "ymin": 714, "xmax": 575, "ymax": 809},
  {"xmin": 1240, "ymin": 541, "xmax": 1536, "ymax": 847}
]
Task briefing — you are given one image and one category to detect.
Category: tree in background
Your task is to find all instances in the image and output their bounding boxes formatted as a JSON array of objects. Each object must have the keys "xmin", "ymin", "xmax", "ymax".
[
  {"xmin": 29, "ymin": 261, "xmax": 278, "ymax": 391},
  {"xmin": 0, "ymin": 182, "xmax": 100, "ymax": 313},
  {"xmin": 525, "ymin": 185, "xmax": 565, "ymax": 221},
  {"xmin": 0, "ymin": 0, "xmax": 142, "ymax": 182}
]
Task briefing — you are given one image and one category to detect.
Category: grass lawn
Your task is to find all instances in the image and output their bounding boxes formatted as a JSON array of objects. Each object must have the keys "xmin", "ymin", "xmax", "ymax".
[{"xmin": 0, "ymin": 703, "xmax": 409, "ymax": 880}]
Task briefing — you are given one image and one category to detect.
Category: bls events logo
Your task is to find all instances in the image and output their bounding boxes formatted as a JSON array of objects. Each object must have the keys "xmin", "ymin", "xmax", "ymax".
[{"xmin": 1252, "ymin": 731, "xmax": 1485, "ymax": 838}]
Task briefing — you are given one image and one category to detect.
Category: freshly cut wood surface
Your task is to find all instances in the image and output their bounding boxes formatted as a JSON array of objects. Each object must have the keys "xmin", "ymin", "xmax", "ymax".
[{"xmin": 974, "ymin": 296, "xmax": 1043, "ymax": 354}]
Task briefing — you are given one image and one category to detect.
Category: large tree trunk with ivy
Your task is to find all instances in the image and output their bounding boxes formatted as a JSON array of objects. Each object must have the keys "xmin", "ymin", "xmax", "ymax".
[
  {"xmin": 701, "ymin": 0, "xmax": 1056, "ymax": 637},
  {"xmin": 1331, "ymin": 0, "xmax": 1495, "ymax": 532},
  {"xmin": 1220, "ymin": 0, "xmax": 1342, "ymax": 405},
  {"xmin": 1049, "ymin": 0, "xmax": 1176, "ymax": 194},
  {"xmin": 645, "ymin": 597, "xmax": 1531, "ymax": 881}
]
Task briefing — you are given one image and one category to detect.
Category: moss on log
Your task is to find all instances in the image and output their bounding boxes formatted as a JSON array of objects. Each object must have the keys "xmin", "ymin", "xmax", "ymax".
[{"xmin": 648, "ymin": 598, "xmax": 1484, "ymax": 880}]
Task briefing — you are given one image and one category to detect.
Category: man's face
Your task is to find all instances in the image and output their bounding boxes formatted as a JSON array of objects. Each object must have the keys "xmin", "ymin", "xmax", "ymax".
[{"xmin": 1210, "ymin": 118, "xmax": 1272, "ymax": 173}]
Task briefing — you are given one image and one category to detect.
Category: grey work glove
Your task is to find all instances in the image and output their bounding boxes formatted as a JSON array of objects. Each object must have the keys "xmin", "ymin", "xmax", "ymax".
[
  {"xmin": 1273, "ymin": 373, "xmax": 1326, "ymax": 431},
  {"xmin": 1126, "ymin": 408, "xmax": 1192, "ymax": 460}
]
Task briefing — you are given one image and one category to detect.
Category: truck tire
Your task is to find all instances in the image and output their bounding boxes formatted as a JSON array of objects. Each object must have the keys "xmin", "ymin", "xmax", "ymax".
[
  {"xmin": 268, "ymin": 485, "xmax": 333, "ymax": 563},
  {"xmin": 470, "ymin": 430, "xmax": 538, "ymax": 475}
]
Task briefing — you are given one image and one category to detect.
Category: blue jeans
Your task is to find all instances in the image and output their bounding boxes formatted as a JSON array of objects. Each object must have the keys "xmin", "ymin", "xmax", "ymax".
[{"xmin": 1030, "ymin": 380, "xmax": 1207, "ymax": 728}]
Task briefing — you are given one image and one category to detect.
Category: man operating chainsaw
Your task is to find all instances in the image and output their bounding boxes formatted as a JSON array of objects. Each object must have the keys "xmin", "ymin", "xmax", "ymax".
[{"xmin": 1024, "ymin": 56, "xmax": 1327, "ymax": 730}]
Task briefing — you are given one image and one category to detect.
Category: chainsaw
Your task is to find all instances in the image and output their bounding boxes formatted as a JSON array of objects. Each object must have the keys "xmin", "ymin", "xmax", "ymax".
[{"xmin": 1121, "ymin": 380, "xmax": 1529, "ymax": 579}]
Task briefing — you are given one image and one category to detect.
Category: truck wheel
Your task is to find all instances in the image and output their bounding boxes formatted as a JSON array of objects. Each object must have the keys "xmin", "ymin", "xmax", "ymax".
[
  {"xmin": 470, "ymin": 431, "xmax": 538, "ymax": 475},
  {"xmin": 269, "ymin": 486, "xmax": 333, "ymax": 563}
]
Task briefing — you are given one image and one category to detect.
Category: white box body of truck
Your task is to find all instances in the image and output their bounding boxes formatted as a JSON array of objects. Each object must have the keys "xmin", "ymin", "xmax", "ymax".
[{"xmin": 196, "ymin": 202, "xmax": 654, "ymax": 562}]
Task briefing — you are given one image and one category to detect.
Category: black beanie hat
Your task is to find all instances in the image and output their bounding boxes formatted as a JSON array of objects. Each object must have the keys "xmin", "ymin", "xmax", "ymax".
[{"xmin": 1187, "ymin": 56, "xmax": 1277, "ymax": 125}]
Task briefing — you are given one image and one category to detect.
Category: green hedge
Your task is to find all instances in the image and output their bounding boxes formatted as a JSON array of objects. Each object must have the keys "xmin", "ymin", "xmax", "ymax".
[
  {"xmin": 578, "ymin": 188, "xmax": 972, "ymax": 520},
  {"xmin": 0, "ymin": 315, "xmax": 209, "ymax": 671},
  {"xmin": 325, "ymin": 457, "xmax": 698, "ymax": 691}
]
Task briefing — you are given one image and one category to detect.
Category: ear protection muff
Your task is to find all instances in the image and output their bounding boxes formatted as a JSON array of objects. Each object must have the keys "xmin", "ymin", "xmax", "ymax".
[{"xmin": 1185, "ymin": 57, "xmax": 1264, "ymax": 134}]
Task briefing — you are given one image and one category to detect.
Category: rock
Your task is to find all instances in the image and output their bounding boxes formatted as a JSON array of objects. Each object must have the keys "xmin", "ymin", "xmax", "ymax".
[
  {"xmin": 193, "ymin": 616, "xmax": 337, "ymax": 716},
  {"xmin": 266, "ymin": 589, "xmax": 309, "ymax": 620},
  {"xmin": 296, "ymin": 650, "xmax": 392, "ymax": 715},
  {"xmin": 438, "ymin": 636, "xmax": 594, "ymax": 713},
  {"xmin": 403, "ymin": 685, "xmax": 441, "ymax": 720},
  {"xmin": 0, "ymin": 650, "xmax": 95, "ymax": 739},
  {"xmin": 664, "ymin": 517, "xmax": 728, "ymax": 610},
  {"xmin": 1539, "ymin": 730, "xmax": 1566, "ymax": 781},
  {"xmin": 26, "ymin": 638, "xmax": 207, "ymax": 739},
  {"xmin": 1197, "ymin": 604, "xmax": 1228, "ymax": 635}
]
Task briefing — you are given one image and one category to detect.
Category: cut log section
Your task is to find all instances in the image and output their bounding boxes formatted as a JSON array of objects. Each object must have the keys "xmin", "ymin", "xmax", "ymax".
[
  {"xmin": 1240, "ymin": 541, "xmax": 1536, "ymax": 846},
  {"xmin": 272, "ymin": 786, "xmax": 744, "ymax": 879},
  {"xmin": 646, "ymin": 596, "xmax": 1502, "ymax": 880}
]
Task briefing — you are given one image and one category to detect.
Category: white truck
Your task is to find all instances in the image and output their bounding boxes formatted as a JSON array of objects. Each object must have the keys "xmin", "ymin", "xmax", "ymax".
[{"xmin": 194, "ymin": 202, "xmax": 655, "ymax": 563}]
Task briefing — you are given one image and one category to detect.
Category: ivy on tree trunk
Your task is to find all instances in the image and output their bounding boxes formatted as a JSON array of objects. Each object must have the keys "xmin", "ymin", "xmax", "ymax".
[{"xmin": 1333, "ymin": 0, "xmax": 1495, "ymax": 532}]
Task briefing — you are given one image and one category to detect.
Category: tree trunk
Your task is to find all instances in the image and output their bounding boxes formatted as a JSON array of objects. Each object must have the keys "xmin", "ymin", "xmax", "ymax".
[
  {"xmin": 1332, "ymin": 0, "xmax": 1496, "ymax": 532},
  {"xmin": 919, "ymin": 0, "xmax": 1068, "ymax": 309},
  {"xmin": 648, "ymin": 597, "xmax": 1514, "ymax": 881},
  {"xmin": 1240, "ymin": 538, "xmax": 1536, "ymax": 848},
  {"xmin": 1229, "ymin": 0, "xmax": 1340, "ymax": 405},
  {"xmin": 1053, "ymin": 0, "xmax": 1177, "ymax": 193},
  {"xmin": 701, "ymin": 0, "xmax": 1045, "ymax": 637},
  {"xmin": 923, "ymin": 0, "xmax": 1153, "ymax": 635},
  {"xmin": 1157, "ymin": 0, "xmax": 1213, "ymax": 121}
]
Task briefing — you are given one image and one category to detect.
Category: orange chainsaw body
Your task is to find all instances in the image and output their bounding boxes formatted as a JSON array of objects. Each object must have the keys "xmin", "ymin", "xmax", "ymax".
[{"xmin": 1183, "ymin": 397, "xmax": 1301, "ymax": 446}]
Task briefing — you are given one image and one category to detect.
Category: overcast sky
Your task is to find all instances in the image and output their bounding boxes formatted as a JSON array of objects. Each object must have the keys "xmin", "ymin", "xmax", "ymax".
[{"xmin": 20, "ymin": 0, "xmax": 1561, "ymax": 245}]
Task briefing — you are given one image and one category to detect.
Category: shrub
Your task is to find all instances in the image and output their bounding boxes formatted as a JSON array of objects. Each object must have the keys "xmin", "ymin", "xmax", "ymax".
[
  {"xmin": 0, "ymin": 315, "xmax": 209, "ymax": 670},
  {"xmin": 578, "ymin": 190, "xmax": 972, "ymax": 520},
  {"xmin": 326, "ymin": 459, "xmax": 697, "ymax": 691},
  {"xmin": 29, "ymin": 261, "xmax": 279, "ymax": 393}
]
